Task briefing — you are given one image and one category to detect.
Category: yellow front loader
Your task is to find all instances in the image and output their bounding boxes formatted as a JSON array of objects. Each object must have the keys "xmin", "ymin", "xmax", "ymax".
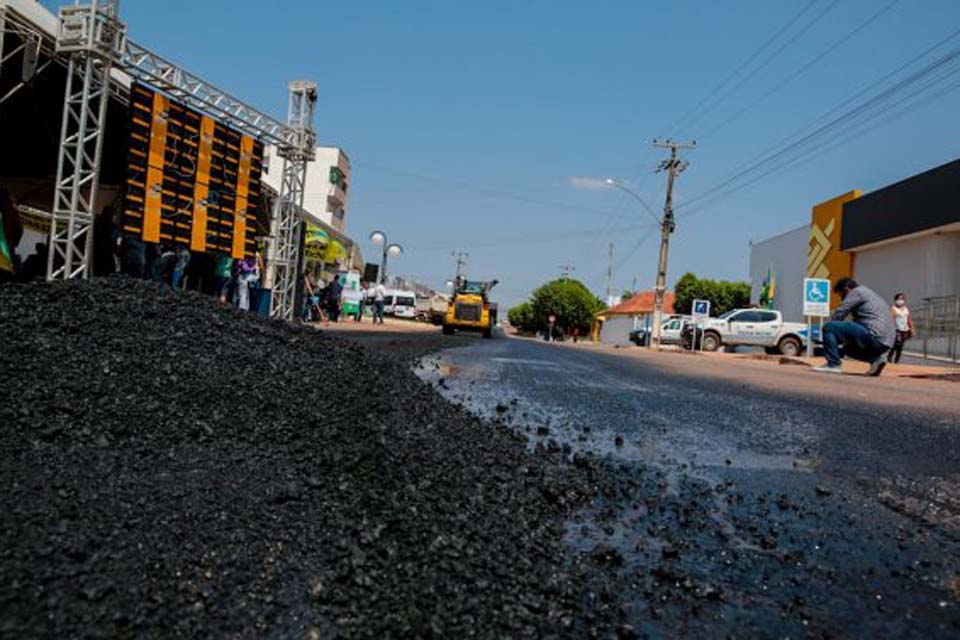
[{"xmin": 442, "ymin": 279, "xmax": 498, "ymax": 339}]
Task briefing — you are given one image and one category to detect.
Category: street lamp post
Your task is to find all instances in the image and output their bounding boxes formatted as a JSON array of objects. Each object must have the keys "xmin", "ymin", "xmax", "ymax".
[
  {"xmin": 369, "ymin": 230, "xmax": 403, "ymax": 285},
  {"xmin": 607, "ymin": 142, "xmax": 692, "ymax": 351},
  {"xmin": 605, "ymin": 178, "xmax": 661, "ymax": 343},
  {"xmin": 604, "ymin": 179, "xmax": 660, "ymax": 225}
]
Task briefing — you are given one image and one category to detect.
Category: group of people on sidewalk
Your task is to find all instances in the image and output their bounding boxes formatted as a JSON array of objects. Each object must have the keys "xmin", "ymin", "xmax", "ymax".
[
  {"xmin": 301, "ymin": 275, "xmax": 389, "ymax": 325},
  {"xmin": 814, "ymin": 277, "xmax": 915, "ymax": 377}
]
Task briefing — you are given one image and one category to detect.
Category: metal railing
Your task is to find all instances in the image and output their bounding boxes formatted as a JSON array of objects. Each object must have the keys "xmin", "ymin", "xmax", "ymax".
[{"xmin": 912, "ymin": 295, "xmax": 960, "ymax": 363}]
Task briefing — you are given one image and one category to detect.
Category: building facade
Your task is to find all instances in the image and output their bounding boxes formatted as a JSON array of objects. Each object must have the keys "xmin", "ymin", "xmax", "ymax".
[
  {"xmin": 749, "ymin": 158, "xmax": 960, "ymax": 359},
  {"xmin": 591, "ymin": 291, "xmax": 676, "ymax": 345},
  {"xmin": 748, "ymin": 225, "xmax": 808, "ymax": 322},
  {"xmin": 263, "ymin": 145, "xmax": 351, "ymax": 232}
]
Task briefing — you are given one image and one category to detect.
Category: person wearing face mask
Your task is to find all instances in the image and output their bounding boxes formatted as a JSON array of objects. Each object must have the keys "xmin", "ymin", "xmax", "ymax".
[
  {"xmin": 814, "ymin": 277, "xmax": 896, "ymax": 376},
  {"xmin": 887, "ymin": 293, "xmax": 915, "ymax": 364}
]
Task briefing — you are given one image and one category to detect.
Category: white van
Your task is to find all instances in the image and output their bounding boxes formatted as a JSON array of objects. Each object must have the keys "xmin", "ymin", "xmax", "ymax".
[{"xmin": 385, "ymin": 289, "xmax": 417, "ymax": 319}]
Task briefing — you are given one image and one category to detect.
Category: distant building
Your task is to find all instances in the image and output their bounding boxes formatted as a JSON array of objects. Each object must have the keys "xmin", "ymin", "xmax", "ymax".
[
  {"xmin": 749, "ymin": 158, "xmax": 960, "ymax": 360},
  {"xmin": 263, "ymin": 145, "xmax": 351, "ymax": 232},
  {"xmin": 749, "ymin": 226, "xmax": 808, "ymax": 322},
  {"xmin": 592, "ymin": 291, "xmax": 676, "ymax": 345}
]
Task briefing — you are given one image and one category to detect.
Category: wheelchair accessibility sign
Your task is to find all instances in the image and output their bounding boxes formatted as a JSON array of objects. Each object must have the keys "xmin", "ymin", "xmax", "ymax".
[{"xmin": 803, "ymin": 278, "xmax": 830, "ymax": 317}]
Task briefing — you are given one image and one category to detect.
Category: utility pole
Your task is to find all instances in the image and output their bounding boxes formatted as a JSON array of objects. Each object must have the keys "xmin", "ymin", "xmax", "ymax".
[
  {"xmin": 650, "ymin": 139, "xmax": 695, "ymax": 348},
  {"xmin": 631, "ymin": 274, "xmax": 638, "ymax": 295},
  {"xmin": 452, "ymin": 250, "xmax": 468, "ymax": 283},
  {"xmin": 605, "ymin": 243, "xmax": 614, "ymax": 304},
  {"xmin": 559, "ymin": 263, "xmax": 575, "ymax": 280}
]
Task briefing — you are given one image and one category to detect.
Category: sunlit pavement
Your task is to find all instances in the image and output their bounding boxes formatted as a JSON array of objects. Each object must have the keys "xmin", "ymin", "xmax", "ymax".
[{"xmin": 414, "ymin": 334, "xmax": 960, "ymax": 636}]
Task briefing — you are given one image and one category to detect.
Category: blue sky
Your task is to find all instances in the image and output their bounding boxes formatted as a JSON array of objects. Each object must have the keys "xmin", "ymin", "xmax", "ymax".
[{"xmin": 46, "ymin": 0, "xmax": 960, "ymax": 307}]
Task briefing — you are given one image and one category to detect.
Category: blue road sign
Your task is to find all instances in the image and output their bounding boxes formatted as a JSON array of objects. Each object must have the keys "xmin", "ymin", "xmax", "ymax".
[{"xmin": 692, "ymin": 299, "xmax": 711, "ymax": 319}]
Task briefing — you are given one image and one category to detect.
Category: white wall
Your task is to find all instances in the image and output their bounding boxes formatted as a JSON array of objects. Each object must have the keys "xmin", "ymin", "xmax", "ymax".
[
  {"xmin": 854, "ymin": 231, "xmax": 960, "ymax": 360},
  {"xmin": 599, "ymin": 316, "xmax": 636, "ymax": 345},
  {"xmin": 853, "ymin": 231, "xmax": 960, "ymax": 303},
  {"xmin": 263, "ymin": 146, "xmax": 350, "ymax": 231},
  {"xmin": 748, "ymin": 225, "xmax": 808, "ymax": 322}
]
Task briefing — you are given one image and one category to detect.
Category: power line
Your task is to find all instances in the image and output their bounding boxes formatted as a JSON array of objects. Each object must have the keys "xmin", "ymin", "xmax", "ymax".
[
  {"xmin": 356, "ymin": 163, "xmax": 639, "ymax": 222},
  {"xmin": 650, "ymin": 140, "xmax": 694, "ymax": 347},
  {"xmin": 688, "ymin": 26, "xmax": 960, "ymax": 206},
  {"xmin": 405, "ymin": 221, "xmax": 655, "ymax": 252},
  {"xmin": 668, "ymin": 0, "xmax": 820, "ymax": 135},
  {"xmin": 677, "ymin": 0, "xmax": 839, "ymax": 136},
  {"xmin": 587, "ymin": 226, "xmax": 657, "ymax": 292},
  {"xmin": 699, "ymin": 0, "xmax": 904, "ymax": 140},
  {"xmin": 676, "ymin": 43, "xmax": 960, "ymax": 214},
  {"xmin": 679, "ymin": 58, "xmax": 960, "ymax": 219}
]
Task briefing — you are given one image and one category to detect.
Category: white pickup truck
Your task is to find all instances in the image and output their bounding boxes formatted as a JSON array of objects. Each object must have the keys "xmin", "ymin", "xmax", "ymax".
[{"xmin": 698, "ymin": 309, "xmax": 808, "ymax": 356}]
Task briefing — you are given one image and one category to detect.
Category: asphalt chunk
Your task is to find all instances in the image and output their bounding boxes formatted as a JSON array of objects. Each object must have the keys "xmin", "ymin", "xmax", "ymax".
[{"xmin": 0, "ymin": 277, "xmax": 621, "ymax": 639}]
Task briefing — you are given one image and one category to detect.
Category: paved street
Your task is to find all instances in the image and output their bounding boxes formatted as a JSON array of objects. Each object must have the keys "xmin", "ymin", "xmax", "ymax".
[{"xmin": 417, "ymin": 334, "xmax": 960, "ymax": 637}]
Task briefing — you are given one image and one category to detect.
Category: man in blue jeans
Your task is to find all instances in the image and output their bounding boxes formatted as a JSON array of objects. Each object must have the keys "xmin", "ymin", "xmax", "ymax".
[{"xmin": 815, "ymin": 277, "xmax": 896, "ymax": 376}]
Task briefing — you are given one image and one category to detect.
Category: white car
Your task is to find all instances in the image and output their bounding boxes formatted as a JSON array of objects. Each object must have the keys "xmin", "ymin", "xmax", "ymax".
[
  {"xmin": 698, "ymin": 309, "xmax": 808, "ymax": 356},
  {"xmin": 629, "ymin": 315, "xmax": 692, "ymax": 347},
  {"xmin": 384, "ymin": 289, "xmax": 417, "ymax": 319}
]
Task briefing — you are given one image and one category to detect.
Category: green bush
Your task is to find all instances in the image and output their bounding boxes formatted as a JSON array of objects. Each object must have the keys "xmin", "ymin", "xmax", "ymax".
[
  {"xmin": 530, "ymin": 278, "xmax": 605, "ymax": 333},
  {"xmin": 507, "ymin": 301, "xmax": 536, "ymax": 332},
  {"xmin": 674, "ymin": 272, "xmax": 750, "ymax": 317}
]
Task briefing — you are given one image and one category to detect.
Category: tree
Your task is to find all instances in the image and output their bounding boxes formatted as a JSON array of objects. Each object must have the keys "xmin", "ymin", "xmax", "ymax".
[
  {"xmin": 621, "ymin": 290, "xmax": 635, "ymax": 301},
  {"xmin": 529, "ymin": 278, "xmax": 605, "ymax": 333},
  {"xmin": 673, "ymin": 272, "xmax": 750, "ymax": 317},
  {"xmin": 507, "ymin": 301, "xmax": 536, "ymax": 333}
]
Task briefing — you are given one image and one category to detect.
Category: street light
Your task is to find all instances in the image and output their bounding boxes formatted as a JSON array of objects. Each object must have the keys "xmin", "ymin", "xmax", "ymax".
[
  {"xmin": 369, "ymin": 230, "xmax": 403, "ymax": 285},
  {"xmin": 605, "ymin": 178, "xmax": 660, "ymax": 224},
  {"xmin": 606, "ymin": 177, "xmax": 671, "ymax": 349}
]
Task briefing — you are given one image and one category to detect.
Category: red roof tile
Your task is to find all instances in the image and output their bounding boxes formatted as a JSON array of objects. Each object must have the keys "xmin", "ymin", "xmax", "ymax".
[{"xmin": 602, "ymin": 291, "xmax": 675, "ymax": 316}]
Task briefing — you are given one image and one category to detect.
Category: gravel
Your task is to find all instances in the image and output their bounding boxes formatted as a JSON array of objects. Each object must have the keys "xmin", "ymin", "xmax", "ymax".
[{"xmin": 0, "ymin": 278, "xmax": 621, "ymax": 639}]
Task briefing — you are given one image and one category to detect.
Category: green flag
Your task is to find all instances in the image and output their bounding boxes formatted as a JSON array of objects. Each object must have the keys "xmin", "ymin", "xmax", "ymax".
[{"xmin": 0, "ymin": 216, "xmax": 13, "ymax": 273}]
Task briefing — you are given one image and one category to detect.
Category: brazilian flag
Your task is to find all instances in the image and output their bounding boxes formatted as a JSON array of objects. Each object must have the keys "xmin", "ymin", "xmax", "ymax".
[
  {"xmin": 0, "ymin": 216, "xmax": 13, "ymax": 273},
  {"xmin": 759, "ymin": 267, "xmax": 776, "ymax": 310}
]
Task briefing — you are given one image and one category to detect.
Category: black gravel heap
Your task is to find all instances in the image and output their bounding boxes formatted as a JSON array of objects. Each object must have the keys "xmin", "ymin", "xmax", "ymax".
[{"xmin": 0, "ymin": 278, "xmax": 620, "ymax": 639}]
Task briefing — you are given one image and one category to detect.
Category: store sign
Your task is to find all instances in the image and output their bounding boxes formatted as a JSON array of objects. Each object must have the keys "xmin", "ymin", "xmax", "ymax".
[{"xmin": 18, "ymin": 209, "xmax": 51, "ymax": 235}]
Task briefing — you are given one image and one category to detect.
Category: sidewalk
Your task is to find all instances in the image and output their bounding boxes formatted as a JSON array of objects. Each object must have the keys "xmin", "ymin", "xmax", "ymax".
[
  {"xmin": 309, "ymin": 317, "xmax": 439, "ymax": 334},
  {"xmin": 710, "ymin": 351, "xmax": 960, "ymax": 380},
  {"xmin": 536, "ymin": 337, "xmax": 960, "ymax": 380}
]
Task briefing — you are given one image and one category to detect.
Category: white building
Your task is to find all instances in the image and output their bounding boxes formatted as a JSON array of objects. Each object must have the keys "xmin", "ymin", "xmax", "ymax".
[
  {"xmin": 749, "ymin": 159, "xmax": 960, "ymax": 361},
  {"xmin": 748, "ymin": 225, "xmax": 808, "ymax": 323},
  {"xmin": 263, "ymin": 146, "xmax": 351, "ymax": 232}
]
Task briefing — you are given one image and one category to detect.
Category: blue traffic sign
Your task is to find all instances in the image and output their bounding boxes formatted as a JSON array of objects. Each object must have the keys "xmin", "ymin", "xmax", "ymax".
[{"xmin": 692, "ymin": 299, "xmax": 711, "ymax": 319}]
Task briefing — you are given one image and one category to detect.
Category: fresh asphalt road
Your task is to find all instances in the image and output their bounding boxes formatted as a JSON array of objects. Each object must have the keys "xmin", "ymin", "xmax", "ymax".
[{"xmin": 417, "ymin": 334, "xmax": 960, "ymax": 638}]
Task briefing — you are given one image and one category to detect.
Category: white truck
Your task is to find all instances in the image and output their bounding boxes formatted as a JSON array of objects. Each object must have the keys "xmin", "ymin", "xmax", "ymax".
[{"xmin": 698, "ymin": 309, "xmax": 808, "ymax": 356}]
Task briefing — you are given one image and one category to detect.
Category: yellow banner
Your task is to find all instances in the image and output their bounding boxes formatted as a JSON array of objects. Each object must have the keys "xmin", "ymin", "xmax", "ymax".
[{"xmin": 19, "ymin": 210, "xmax": 51, "ymax": 235}]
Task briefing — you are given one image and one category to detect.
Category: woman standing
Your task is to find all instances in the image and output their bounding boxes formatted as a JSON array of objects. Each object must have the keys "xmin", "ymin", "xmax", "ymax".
[
  {"xmin": 236, "ymin": 254, "xmax": 260, "ymax": 311},
  {"xmin": 887, "ymin": 292, "xmax": 915, "ymax": 363}
]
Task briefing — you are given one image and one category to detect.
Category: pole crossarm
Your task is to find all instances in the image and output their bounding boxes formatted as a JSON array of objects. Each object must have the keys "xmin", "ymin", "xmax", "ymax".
[
  {"xmin": 648, "ymin": 139, "xmax": 695, "ymax": 348},
  {"xmin": 122, "ymin": 39, "xmax": 301, "ymax": 150}
]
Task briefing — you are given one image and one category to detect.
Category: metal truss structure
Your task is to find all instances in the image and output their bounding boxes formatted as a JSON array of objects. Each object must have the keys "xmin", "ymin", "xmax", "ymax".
[
  {"xmin": 0, "ymin": 6, "xmax": 58, "ymax": 106},
  {"xmin": 46, "ymin": 0, "xmax": 125, "ymax": 280},
  {"xmin": 42, "ymin": 1, "xmax": 317, "ymax": 321},
  {"xmin": 121, "ymin": 40, "xmax": 298, "ymax": 148},
  {"xmin": 268, "ymin": 81, "xmax": 317, "ymax": 320}
]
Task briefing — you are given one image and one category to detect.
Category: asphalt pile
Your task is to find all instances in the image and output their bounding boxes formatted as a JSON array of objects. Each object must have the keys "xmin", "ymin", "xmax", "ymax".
[{"xmin": 0, "ymin": 278, "xmax": 623, "ymax": 639}]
